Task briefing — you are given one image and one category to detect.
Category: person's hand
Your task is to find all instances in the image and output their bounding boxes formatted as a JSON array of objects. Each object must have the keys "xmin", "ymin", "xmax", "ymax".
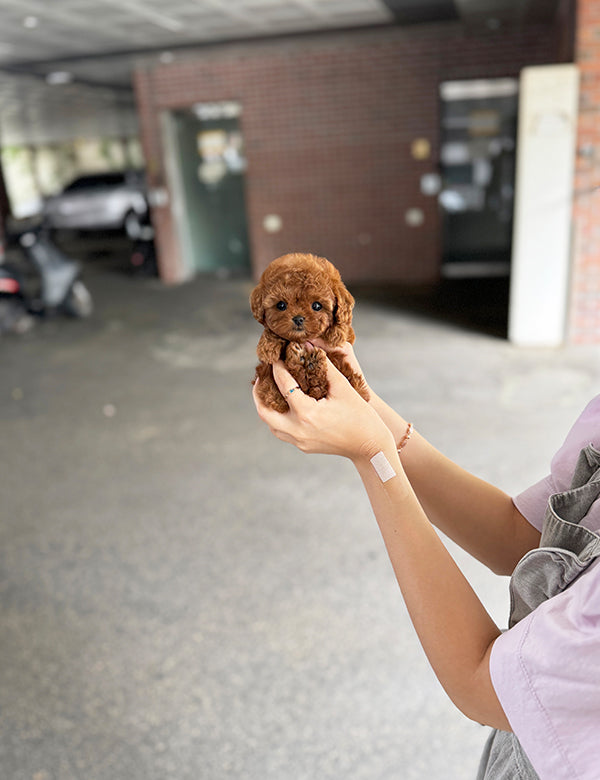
[
  {"xmin": 252, "ymin": 351, "xmax": 394, "ymax": 462},
  {"xmin": 311, "ymin": 339, "xmax": 371, "ymax": 395},
  {"xmin": 313, "ymin": 338, "xmax": 413, "ymax": 451}
]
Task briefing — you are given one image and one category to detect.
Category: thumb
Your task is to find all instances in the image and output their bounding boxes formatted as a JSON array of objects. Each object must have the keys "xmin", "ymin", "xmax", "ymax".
[{"xmin": 323, "ymin": 353, "xmax": 355, "ymax": 396}]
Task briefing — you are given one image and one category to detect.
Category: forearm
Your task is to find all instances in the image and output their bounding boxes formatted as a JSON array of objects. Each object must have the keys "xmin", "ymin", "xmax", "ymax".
[
  {"xmin": 368, "ymin": 392, "xmax": 540, "ymax": 575},
  {"xmin": 354, "ymin": 445, "xmax": 510, "ymax": 730},
  {"xmin": 255, "ymin": 358, "xmax": 511, "ymax": 728}
]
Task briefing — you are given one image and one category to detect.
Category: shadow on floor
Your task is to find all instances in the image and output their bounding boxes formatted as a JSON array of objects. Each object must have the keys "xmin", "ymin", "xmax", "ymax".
[
  {"xmin": 55, "ymin": 232, "xmax": 511, "ymax": 340},
  {"xmin": 351, "ymin": 276, "xmax": 511, "ymax": 340}
]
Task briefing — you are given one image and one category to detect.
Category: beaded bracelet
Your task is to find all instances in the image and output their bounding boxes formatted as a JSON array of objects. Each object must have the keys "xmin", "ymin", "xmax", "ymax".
[{"xmin": 397, "ymin": 422, "xmax": 414, "ymax": 453}]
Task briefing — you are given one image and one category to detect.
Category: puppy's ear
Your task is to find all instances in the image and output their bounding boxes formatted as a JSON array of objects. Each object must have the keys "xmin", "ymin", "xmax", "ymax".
[
  {"xmin": 324, "ymin": 281, "xmax": 356, "ymax": 346},
  {"xmin": 250, "ymin": 282, "xmax": 265, "ymax": 324}
]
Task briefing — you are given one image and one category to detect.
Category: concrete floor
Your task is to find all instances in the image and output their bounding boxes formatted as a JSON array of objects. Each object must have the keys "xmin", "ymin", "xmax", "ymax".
[{"xmin": 2, "ymin": 242, "xmax": 600, "ymax": 780}]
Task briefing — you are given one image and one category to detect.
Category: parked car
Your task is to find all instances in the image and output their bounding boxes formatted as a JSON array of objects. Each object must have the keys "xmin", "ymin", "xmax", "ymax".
[{"xmin": 42, "ymin": 170, "xmax": 148, "ymax": 233}]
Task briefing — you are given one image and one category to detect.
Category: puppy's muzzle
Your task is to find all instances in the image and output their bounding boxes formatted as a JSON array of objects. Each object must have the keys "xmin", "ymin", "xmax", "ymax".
[{"xmin": 292, "ymin": 315, "xmax": 305, "ymax": 329}]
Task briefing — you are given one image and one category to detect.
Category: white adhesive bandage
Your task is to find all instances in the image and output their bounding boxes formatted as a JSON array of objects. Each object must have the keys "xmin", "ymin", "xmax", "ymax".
[{"xmin": 370, "ymin": 451, "xmax": 396, "ymax": 483}]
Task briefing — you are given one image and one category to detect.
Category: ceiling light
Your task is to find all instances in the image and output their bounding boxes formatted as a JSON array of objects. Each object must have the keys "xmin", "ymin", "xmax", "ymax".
[
  {"xmin": 45, "ymin": 71, "xmax": 73, "ymax": 85},
  {"xmin": 23, "ymin": 16, "xmax": 39, "ymax": 29}
]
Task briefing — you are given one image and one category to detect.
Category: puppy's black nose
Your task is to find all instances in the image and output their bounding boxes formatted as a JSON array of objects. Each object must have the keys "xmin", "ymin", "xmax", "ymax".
[{"xmin": 292, "ymin": 315, "xmax": 305, "ymax": 329}]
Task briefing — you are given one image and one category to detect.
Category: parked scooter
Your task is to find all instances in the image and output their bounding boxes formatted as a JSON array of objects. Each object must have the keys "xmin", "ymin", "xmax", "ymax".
[{"xmin": 0, "ymin": 221, "xmax": 93, "ymax": 334}]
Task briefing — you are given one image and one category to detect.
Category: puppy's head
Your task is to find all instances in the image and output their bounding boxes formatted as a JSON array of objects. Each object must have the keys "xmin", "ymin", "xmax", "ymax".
[{"xmin": 250, "ymin": 253, "xmax": 355, "ymax": 346}]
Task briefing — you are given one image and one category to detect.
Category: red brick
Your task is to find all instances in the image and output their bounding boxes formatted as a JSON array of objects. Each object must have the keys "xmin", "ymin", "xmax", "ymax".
[{"xmin": 135, "ymin": 23, "xmax": 561, "ymax": 287}]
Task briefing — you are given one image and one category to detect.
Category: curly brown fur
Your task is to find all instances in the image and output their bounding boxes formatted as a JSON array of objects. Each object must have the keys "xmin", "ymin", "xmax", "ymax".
[{"xmin": 250, "ymin": 252, "xmax": 369, "ymax": 412}]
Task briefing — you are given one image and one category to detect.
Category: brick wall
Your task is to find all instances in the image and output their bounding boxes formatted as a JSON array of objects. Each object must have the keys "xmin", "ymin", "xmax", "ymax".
[
  {"xmin": 571, "ymin": 0, "xmax": 600, "ymax": 343},
  {"xmin": 135, "ymin": 23, "xmax": 562, "ymax": 286}
]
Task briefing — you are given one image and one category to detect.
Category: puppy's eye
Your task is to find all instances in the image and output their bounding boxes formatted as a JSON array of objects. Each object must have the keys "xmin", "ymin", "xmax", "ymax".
[
  {"xmin": 276, "ymin": 301, "xmax": 287, "ymax": 311},
  {"xmin": 312, "ymin": 302, "xmax": 323, "ymax": 311}
]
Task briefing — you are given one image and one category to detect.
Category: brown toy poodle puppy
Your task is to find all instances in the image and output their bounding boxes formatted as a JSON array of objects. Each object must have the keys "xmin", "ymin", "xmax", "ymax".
[{"xmin": 251, "ymin": 252, "xmax": 369, "ymax": 412}]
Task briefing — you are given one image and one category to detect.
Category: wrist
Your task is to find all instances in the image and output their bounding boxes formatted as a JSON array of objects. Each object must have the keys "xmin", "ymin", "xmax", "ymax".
[
  {"xmin": 353, "ymin": 438, "xmax": 406, "ymax": 490},
  {"xmin": 353, "ymin": 430, "xmax": 397, "ymax": 467},
  {"xmin": 367, "ymin": 393, "xmax": 408, "ymax": 436}
]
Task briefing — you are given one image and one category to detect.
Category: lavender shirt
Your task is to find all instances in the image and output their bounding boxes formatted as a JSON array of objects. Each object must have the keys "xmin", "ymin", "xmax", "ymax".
[{"xmin": 489, "ymin": 395, "xmax": 600, "ymax": 779}]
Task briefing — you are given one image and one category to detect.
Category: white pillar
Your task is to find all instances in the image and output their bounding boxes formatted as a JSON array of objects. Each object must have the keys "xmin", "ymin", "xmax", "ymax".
[{"xmin": 508, "ymin": 64, "xmax": 579, "ymax": 347}]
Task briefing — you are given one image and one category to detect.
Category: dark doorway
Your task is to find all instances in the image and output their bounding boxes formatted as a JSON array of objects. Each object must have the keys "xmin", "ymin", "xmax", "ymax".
[{"xmin": 438, "ymin": 78, "xmax": 518, "ymax": 280}]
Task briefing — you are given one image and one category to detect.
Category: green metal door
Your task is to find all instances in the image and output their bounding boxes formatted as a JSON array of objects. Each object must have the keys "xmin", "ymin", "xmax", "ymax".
[{"xmin": 172, "ymin": 108, "xmax": 250, "ymax": 275}]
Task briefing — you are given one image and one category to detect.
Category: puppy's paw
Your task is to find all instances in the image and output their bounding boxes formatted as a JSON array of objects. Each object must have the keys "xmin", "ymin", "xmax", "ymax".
[
  {"xmin": 304, "ymin": 345, "xmax": 328, "ymax": 400},
  {"xmin": 285, "ymin": 344, "xmax": 329, "ymax": 399},
  {"xmin": 285, "ymin": 342, "xmax": 309, "ymax": 393},
  {"xmin": 304, "ymin": 345, "xmax": 326, "ymax": 373},
  {"xmin": 286, "ymin": 341, "xmax": 306, "ymax": 366}
]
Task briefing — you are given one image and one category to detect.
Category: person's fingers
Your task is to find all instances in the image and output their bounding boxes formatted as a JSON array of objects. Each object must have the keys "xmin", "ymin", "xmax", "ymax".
[
  {"xmin": 272, "ymin": 352, "xmax": 350, "ymax": 402},
  {"xmin": 252, "ymin": 382, "xmax": 284, "ymax": 432},
  {"xmin": 251, "ymin": 378, "xmax": 283, "ymax": 426},
  {"xmin": 322, "ymin": 352, "xmax": 357, "ymax": 395},
  {"xmin": 310, "ymin": 337, "xmax": 332, "ymax": 352},
  {"xmin": 312, "ymin": 339, "xmax": 364, "ymax": 380},
  {"xmin": 270, "ymin": 361, "xmax": 296, "ymax": 393},
  {"xmin": 271, "ymin": 362, "xmax": 311, "ymax": 409},
  {"xmin": 311, "ymin": 337, "xmax": 350, "ymax": 356},
  {"xmin": 251, "ymin": 376, "xmax": 306, "ymax": 448},
  {"xmin": 251, "ymin": 377, "xmax": 263, "ymax": 411}
]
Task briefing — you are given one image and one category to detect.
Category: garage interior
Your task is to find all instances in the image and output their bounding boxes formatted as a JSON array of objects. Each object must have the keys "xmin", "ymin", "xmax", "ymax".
[
  {"xmin": 1, "ymin": 3, "xmax": 600, "ymax": 780},
  {"xmin": 2, "ymin": 0, "xmax": 597, "ymax": 345}
]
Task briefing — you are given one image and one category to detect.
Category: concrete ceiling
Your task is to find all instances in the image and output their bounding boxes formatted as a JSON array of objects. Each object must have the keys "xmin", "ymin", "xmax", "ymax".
[{"xmin": 0, "ymin": 0, "xmax": 562, "ymax": 145}]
